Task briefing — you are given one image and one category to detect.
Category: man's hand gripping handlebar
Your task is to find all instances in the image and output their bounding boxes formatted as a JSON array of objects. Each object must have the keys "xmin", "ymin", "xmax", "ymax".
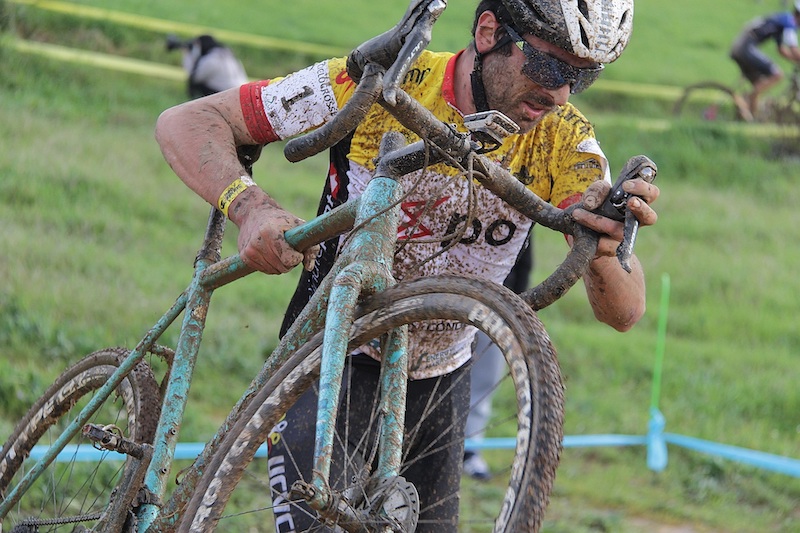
[{"xmin": 588, "ymin": 155, "xmax": 658, "ymax": 273}]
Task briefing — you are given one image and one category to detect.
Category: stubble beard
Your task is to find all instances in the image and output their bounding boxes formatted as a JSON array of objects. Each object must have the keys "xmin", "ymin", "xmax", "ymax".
[{"xmin": 481, "ymin": 55, "xmax": 558, "ymax": 134}]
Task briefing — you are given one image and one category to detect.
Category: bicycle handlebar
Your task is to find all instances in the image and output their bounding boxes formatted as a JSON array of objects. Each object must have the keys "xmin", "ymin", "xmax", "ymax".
[
  {"xmin": 283, "ymin": 64, "xmax": 384, "ymax": 163},
  {"xmin": 346, "ymin": 0, "xmax": 446, "ymax": 102},
  {"xmin": 284, "ymin": 0, "xmax": 446, "ymax": 162}
]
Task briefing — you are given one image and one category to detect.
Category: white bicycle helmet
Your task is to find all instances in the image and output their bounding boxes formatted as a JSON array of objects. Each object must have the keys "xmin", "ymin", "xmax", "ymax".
[
  {"xmin": 795, "ymin": 0, "xmax": 800, "ymax": 13},
  {"xmin": 501, "ymin": 0, "xmax": 634, "ymax": 63}
]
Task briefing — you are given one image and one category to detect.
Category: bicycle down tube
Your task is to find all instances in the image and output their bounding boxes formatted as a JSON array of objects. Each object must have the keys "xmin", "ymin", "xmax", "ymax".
[
  {"xmin": 0, "ymin": 193, "xmax": 363, "ymax": 528},
  {"xmin": 146, "ymin": 146, "xmax": 429, "ymax": 530}
]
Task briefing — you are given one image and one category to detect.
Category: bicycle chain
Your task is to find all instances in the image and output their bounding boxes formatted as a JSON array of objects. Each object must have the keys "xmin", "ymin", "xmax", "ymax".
[{"xmin": 11, "ymin": 512, "xmax": 101, "ymax": 531}]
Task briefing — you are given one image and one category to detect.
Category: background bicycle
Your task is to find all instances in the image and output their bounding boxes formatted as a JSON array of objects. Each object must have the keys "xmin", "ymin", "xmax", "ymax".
[{"xmin": 673, "ymin": 67, "xmax": 800, "ymax": 124}]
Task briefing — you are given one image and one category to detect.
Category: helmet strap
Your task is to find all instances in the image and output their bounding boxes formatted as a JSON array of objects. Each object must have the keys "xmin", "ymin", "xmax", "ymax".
[
  {"xmin": 470, "ymin": 50, "xmax": 491, "ymax": 113},
  {"xmin": 469, "ymin": 33, "xmax": 513, "ymax": 113}
]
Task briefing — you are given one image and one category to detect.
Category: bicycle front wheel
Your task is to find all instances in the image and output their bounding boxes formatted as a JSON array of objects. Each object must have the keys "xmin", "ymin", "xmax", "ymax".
[
  {"xmin": 181, "ymin": 275, "xmax": 564, "ymax": 533},
  {"xmin": 0, "ymin": 348, "xmax": 161, "ymax": 532}
]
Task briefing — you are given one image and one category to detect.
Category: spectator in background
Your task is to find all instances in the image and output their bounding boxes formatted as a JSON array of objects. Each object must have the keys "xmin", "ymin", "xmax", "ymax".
[
  {"xmin": 166, "ymin": 34, "xmax": 249, "ymax": 99},
  {"xmin": 730, "ymin": 1, "xmax": 800, "ymax": 119},
  {"xmin": 463, "ymin": 237, "xmax": 533, "ymax": 480}
]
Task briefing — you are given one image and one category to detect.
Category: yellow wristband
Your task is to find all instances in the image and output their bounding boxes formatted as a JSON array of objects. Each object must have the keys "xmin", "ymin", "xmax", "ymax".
[{"xmin": 217, "ymin": 176, "xmax": 256, "ymax": 217}]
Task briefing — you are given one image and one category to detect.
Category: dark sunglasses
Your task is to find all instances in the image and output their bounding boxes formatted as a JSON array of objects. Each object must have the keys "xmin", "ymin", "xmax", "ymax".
[{"xmin": 502, "ymin": 24, "xmax": 603, "ymax": 94}]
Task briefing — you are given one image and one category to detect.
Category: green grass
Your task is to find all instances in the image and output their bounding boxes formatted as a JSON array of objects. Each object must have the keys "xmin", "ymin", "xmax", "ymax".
[
  {"xmin": 2, "ymin": 0, "xmax": 800, "ymax": 531},
  {"xmin": 17, "ymin": 0, "xmax": 781, "ymax": 85}
]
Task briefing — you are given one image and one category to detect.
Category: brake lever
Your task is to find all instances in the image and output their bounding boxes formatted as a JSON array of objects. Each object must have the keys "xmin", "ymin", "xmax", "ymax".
[
  {"xmin": 594, "ymin": 155, "xmax": 657, "ymax": 273},
  {"xmin": 384, "ymin": 1, "xmax": 446, "ymax": 104}
]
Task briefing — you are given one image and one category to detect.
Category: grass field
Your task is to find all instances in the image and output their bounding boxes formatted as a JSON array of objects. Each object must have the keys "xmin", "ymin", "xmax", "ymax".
[{"xmin": 2, "ymin": 0, "xmax": 800, "ymax": 531}]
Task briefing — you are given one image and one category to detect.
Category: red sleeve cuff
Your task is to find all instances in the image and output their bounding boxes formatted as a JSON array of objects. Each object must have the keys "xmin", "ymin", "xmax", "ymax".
[
  {"xmin": 240, "ymin": 81, "xmax": 280, "ymax": 144},
  {"xmin": 557, "ymin": 192, "xmax": 582, "ymax": 210}
]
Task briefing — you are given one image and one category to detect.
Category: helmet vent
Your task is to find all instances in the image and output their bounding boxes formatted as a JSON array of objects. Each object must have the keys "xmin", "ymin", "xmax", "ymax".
[
  {"xmin": 579, "ymin": 25, "xmax": 590, "ymax": 49},
  {"xmin": 577, "ymin": 0, "xmax": 589, "ymax": 19},
  {"xmin": 619, "ymin": 10, "xmax": 630, "ymax": 30},
  {"xmin": 529, "ymin": 2, "xmax": 552, "ymax": 27}
]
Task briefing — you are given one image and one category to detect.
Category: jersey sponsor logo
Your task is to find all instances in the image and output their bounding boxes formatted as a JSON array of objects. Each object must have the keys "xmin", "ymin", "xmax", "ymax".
[
  {"xmin": 574, "ymin": 157, "xmax": 602, "ymax": 171},
  {"xmin": 396, "ymin": 196, "xmax": 519, "ymax": 248},
  {"xmin": 267, "ymin": 414, "xmax": 288, "ymax": 449},
  {"xmin": 576, "ymin": 138, "xmax": 611, "ymax": 182},
  {"xmin": 328, "ymin": 162, "xmax": 341, "ymax": 199},
  {"xmin": 335, "ymin": 69, "xmax": 356, "ymax": 92},
  {"xmin": 441, "ymin": 212, "xmax": 517, "ymax": 248},
  {"xmin": 398, "ymin": 197, "xmax": 450, "ymax": 239},
  {"xmin": 559, "ymin": 107, "xmax": 594, "ymax": 137},
  {"xmin": 404, "ymin": 66, "xmax": 432, "ymax": 85},
  {"xmin": 268, "ymin": 454, "xmax": 297, "ymax": 532},
  {"xmin": 267, "ymin": 415, "xmax": 296, "ymax": 532},
  {"xmin": 408, "ymin": 342, "xmax": 463, "ymax": 374}
]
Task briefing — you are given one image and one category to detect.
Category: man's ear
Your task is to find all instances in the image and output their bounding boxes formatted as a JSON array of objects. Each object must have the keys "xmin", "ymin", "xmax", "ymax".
[{"xmin": 474, "ymin": 10, "xmax": 501, "ymax": 55}]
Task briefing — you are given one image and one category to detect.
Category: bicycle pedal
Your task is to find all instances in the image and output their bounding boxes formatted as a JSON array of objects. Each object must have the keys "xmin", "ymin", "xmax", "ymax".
[{"xmin": 82, "ymin": 423, "xmax": 149, "ymax": 460}]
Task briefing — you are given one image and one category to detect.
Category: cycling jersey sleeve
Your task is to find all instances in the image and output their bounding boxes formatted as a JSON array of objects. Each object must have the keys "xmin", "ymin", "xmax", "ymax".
[
  {"xmin": 238, "ymin": 57, "xmax": 354, "ymax": 144},
  {"xmin": 553, "ymin": 136, "xmax": 610, "ymax": 209},
  {"xmin": 509, "ymin": 103, "xmax": 609, "ymax": 209},
  {"xmin": 773, "ymin": 12, "xmax": 799, "ymax": 46}
]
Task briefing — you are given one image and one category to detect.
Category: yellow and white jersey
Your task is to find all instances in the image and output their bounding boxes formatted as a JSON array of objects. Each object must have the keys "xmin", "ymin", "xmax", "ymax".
[{"xmin": 241, "ymin": 50, "xmax": 610, "ymax": 378}]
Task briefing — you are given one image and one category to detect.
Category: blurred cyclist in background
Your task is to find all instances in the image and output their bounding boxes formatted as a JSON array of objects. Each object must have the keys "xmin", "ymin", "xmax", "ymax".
[
  {"xmin": 166, "ymin": 34, "xmax": 249, "ymax": 99},
  {"xmin": 730, "ymin": 1, "xmax": 800, "ymax": 119}
]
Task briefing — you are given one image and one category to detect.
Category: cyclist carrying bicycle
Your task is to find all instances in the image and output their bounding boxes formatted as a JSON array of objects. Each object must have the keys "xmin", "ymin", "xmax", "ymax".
[
  {"xmin": 730, "ymin": 1, "xmax": 800, "ymax": 119},
  {"xmin": 155, "ymin": 0, "xmax": 659, "ymax": 530}
]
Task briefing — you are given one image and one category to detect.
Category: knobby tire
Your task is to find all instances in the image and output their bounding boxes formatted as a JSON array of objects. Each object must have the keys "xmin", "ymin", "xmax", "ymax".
[
  {"xmin": 673, "ymin": 81, "xmax": 749, "ymax": 122},
  {"xmin": 179, "ymin": 275, "xmax": 565, "ymax": 533},
  {"xmin": 0, "ymin": 348, "xmax": 161, "ymax": 532}
]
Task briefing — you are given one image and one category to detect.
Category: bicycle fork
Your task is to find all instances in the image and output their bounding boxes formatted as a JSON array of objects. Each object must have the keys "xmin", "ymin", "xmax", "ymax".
[{"xmin": 289, "ymin": 171, "xmax": 419, "ymax": 530}]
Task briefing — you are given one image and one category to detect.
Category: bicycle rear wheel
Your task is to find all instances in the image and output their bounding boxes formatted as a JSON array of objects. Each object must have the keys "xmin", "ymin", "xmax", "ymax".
[
  {"xmin": 180, "ymin": 275, "xmax": 564, "ymax": 532},
  {"xmin": 673, "ymin": 81, "xmax": 750, "ymax": 121},
  {"xmin": 0, "ymin": 348, "xmax": 160, "ymax": 532}
]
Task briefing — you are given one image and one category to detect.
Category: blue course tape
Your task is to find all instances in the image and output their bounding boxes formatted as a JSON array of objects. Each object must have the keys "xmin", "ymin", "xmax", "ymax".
[
  {"xmin": 663, "ymin": 433, "xmax": 800, "ymax": 477},
  {"xmin": 30, "ymin": 433, "xmax": 800, "ymax": 478}
]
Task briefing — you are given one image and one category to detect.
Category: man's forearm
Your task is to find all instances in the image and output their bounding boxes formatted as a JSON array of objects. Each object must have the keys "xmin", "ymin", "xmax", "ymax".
[{"xmin": 583, "ymin": 254, "xmax": 646, "ymax": 332}]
